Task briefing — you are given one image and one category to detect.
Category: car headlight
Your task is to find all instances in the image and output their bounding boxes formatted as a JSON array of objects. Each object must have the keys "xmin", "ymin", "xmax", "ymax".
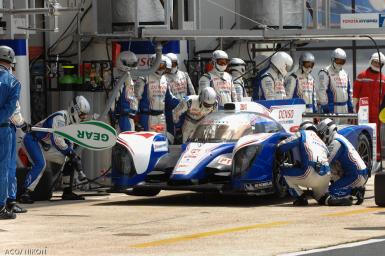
[
  {"xmin": 232, "ymin": 145, "xmax": 261, "ymax": 178},
  {"xmin": 112, "ymin": 144, "xmax": 136, "ymax": 177}
]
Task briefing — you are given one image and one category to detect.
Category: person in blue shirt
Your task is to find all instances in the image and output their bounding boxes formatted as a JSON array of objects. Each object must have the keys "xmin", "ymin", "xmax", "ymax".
[
  {"xmin": 113, "ymin": 51, "xmax": 139, "ymax": 132},
  {"xmin": 7, "ymin": 59, "xmax": 30, "ymax": 214},
  {"xmin": 277, "ymin": 121, "xmax": 330, "ymax": 206},
  {"xmin": 0, "ymin": 45, "xmax": 21, "ymax": 219},
  {"xmin": 20, "ymin": 96, "xmax": 90, "ymax": 204},
  {"xmin": 317, "ymin": 118, "xmax": 367, "ymax": 206}
]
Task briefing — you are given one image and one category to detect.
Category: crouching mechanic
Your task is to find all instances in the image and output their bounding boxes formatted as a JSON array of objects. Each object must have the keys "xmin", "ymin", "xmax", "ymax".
[
  {"xmin": 277, "ymin": 121, "xmax": 331, "ymax": 206},
  {"xmin": 173, "ymin": 87, "xmax": 217, "ymax": 143},
  {"xmin": 317, "ymin": 118, "xmax": 367, "ymax": 206},
  {"xmin": 20, "ymin": 96, "xmax": 91, "ymax": 203}
]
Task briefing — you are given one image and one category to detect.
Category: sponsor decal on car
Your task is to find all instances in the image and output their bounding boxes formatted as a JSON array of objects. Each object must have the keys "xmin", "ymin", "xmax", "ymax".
[
  {"xmin": 218, "ymin": 157, "xmax": 232, "ymax": 166},
  {"xmin": 244, "ymin": 181, "xmax": 273, "ymax": 191}
]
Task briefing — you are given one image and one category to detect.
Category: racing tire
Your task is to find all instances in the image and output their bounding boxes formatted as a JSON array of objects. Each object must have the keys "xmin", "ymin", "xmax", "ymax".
[
  {"xmin": 273, "ymin": 152, "xmax": 291, "ymax": 199},
  {"xmin": 358, "ymin": 133, "xmax": 372, "ymax": 181},
  {"xmin": 16, "ymin": 167, "xmax": 53, "ymax": 201},
  {"xmin": 126, "ymin": 187, "xmax": 161, "ymax": 197},
  {"xmin": 374, "ymin": 172, "xmax": 385, "ymax": 206}
]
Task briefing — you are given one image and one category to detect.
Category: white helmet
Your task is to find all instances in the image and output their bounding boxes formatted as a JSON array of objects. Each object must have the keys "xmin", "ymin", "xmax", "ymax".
[
  {"xmin": 212, "ymin": 50, "xmax": 229, "ymax": 73},
  {"xmin": 164, "ymin": 56, "xmax": 172, "ymax": 73},
  {"xmin": 68, "ymin": 95, "xmax": 91, "ymax": 123},
  {"xmin": 331, "ymin": 48, "xmax": 347, "ymax": 61},
  {"xmin": 270, "ymin": 52, "xmax": 293, "ymax": 77},
  {"xmin": 150, "ymin": 54, "xmax": 168, "ymax": 75},
  {"xmin": 331, "ymin": 48, "xmax": 346, "ymax": 71},
  {"xmin": 117, "ymin": 51, "xmax": 137, "ymax": 72},
  {"xmin": 316, "ymin": 118, "xmax": 337, "ymax": 145},
  {"xmin": 165, "ymin": 53, "xmax": 178, "ymax": 74},
  {"xmin": 229, "ymin": 58, "xmax": 246, "ymax": 76},
  {"xmin": 299, "ymin": 121, "xmax": 317, "ymax": 132},
  {"xmin": 370, "ymin": 52, "xmax": 385, "ymax": 72},
  {"xmin": 299, "ymin": 52, "xmax": 315, "ymax": 74},
  {"xmin": 0, "ymin": 45, "xmax": 16, "ymax": 65},
  {"xmin": 199, "ymin": 87, "xmax": 217, "ymax": 108}
]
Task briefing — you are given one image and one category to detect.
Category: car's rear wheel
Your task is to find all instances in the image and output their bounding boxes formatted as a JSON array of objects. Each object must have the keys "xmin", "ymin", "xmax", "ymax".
[{"xmin": 358, "ymin": 133, "xmax": 372, "ymax": 181}]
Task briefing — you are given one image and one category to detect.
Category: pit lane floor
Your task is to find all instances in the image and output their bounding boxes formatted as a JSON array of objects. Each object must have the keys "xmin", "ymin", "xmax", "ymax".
[{"xmin": 1, "ymin": 177, "xmax": 385, "ymax": 256}]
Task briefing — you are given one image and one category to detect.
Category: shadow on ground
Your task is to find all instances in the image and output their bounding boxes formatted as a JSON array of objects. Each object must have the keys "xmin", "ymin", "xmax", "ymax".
[
  {"xmin": 92, "ymin": 192, "xmax": 292, "ymax": 208},
  {"xmin": 346, "ymin": 227, "xmax": 385, "ymax": 231}
]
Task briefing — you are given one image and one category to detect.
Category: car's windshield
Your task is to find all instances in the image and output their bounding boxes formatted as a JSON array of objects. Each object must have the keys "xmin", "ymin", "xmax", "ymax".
[{"xmin": 189, "ymin": 112, "xmax": 282, "ymax": 143}]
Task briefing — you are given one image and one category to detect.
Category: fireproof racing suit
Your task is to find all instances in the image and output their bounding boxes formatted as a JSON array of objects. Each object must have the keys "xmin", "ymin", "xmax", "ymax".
[
  {"xmin": 0, "ymin": 66, "xmax": 20, "ymax": 208},
  {"xmin": 114, "ymin": 75, "xmax": 138, "ymax": 132},
  {"xmin": 318, "ymin": 65, "xmax": 353, "ymax": 114},
  {"xmin": 8, "ymin": 101, "xmax": 25, "ymax": 201},
  {"xmin": 277, "ymin": 130, "xmax": 331, "ymax": 201},
  {"xmin": 23, "ymin": 111, "xmax": 74, "ymax": 192},
  {"xmin": 233, "ymin": 77, "xmax": 248, "ymax": 102},
  {"xmin": 173, "ymin": 95, "xmax": 217, "ymax": 143},
  {"xmin": 198, "ymin": 69, "xmax": 237, "ymax": 108},
  {"xmin": 256, "ymin": 67, "xmax": 286, "ymax": 100},
  {"xmin": 353, "ymin": 67, "xmax": 385, "ymax": 160},
  {"xmin": 285, "ymin": 69, "xmax": 317, "ymax": 113},
  {"xmin": 164, "ymin": 70, "xmax": 195, "ymax": 143},
  {"xmin": 165, "ymin": 70, "xmax": 195, "ymax": 100},
  {"xmin": 328, "ymin": 133, "xmax": 367, "ymax": 198},
  {"xmin": 136, "ymin": 73, "xmax": 168, "ymax": 132}
]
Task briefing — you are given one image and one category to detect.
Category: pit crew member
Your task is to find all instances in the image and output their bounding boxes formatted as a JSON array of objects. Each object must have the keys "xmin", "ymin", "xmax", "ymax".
[
  {"xmin": 285, "ymin": 52, "xmax": 317, "ymax": 113},
  {"xmin": 277, "ymin": 121, "xmax": 330, "ymax": 206},
  {"xmin": 173, "ymin": 87, "xmax": 217, "ymax": 143},
  {"xmin": 198, "ymin": 50, "xmax": 237, "ymax": 108},
  {"xmin": 317, "ymin": 118, "xmax": 367, "ymax": 206},
  {"xmin": 20, "ymin": 96, "xmax": 90, "ymax": 203}
]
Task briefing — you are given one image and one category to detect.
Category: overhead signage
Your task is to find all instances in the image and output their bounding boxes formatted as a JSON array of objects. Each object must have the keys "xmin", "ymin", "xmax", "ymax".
[{"xmin": 340, "ymin": 13, "xmax": 384, "ymax": 29}]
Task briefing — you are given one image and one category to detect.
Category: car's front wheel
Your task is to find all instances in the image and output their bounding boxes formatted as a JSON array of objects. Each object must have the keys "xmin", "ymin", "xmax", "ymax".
[
  {"xmin": 357, "ymin": 133, "xmax": 372, "ymax": 181},
  {"xmin": 273, "ymin": 152, "xmax": 291, "ymax": 198}
]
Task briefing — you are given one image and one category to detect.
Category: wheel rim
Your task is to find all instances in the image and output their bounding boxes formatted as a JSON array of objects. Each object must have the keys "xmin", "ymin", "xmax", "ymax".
[
  {"xmin": 358, "ymin": 141, "xmax": 370, "ymax": 168},
  {"xmin": 274, "ymin": 152, "xmax": 290, "ymax": 197}
]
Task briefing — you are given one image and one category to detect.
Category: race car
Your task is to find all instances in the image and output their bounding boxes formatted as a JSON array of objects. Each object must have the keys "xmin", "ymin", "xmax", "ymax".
[{"xmin": 111, "ymin": 100, "xmax": 375, "ymax": 197}]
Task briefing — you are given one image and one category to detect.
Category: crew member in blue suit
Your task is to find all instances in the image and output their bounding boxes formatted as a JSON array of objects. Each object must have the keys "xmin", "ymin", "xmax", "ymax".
[
  {"xmin": 317, "ymin": 118, "xmax": 367, "ymax": 206},
  {"xmin": 20, "ymin": 96, "xmax": 91, "ymax": 203},
  {"xmin": 114, "ymin": 51, "xmax": 139, "ymax": 132},
  {"xmin": 0, "ymin": 45, "xmax": 21, "ymax": 220},
  {"xmin": 7, "ymin": 57, "xmax": 30, "ymax": 214},
  {"xmin": 277, "ymin": 121, "xmax": 330, "ymax": 206}
]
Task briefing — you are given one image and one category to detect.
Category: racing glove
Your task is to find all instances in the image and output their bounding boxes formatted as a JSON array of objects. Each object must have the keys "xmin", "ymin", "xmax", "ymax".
[
  {"xmin": 66, "ymin": 151, "xmax": 77, "ymax": 161},
  {"xmin": 21, "ymin": 122, "xmax": 32, "ymax": 133}
]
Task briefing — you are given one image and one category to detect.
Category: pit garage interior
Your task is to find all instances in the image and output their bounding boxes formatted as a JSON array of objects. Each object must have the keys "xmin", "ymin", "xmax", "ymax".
[{"xmin": 2, "ymin": 0, "xmax": 385, "ymax": 255}]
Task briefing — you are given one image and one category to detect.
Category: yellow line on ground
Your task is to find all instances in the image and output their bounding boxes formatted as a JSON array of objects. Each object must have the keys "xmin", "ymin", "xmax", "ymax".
[
  {"xmin": 322, "ymin": 207, "xmax": 385, "ymax": 217},
  {"xmin": 131, "ymin": 221, "xmax": 292, "ymax": 248}
]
